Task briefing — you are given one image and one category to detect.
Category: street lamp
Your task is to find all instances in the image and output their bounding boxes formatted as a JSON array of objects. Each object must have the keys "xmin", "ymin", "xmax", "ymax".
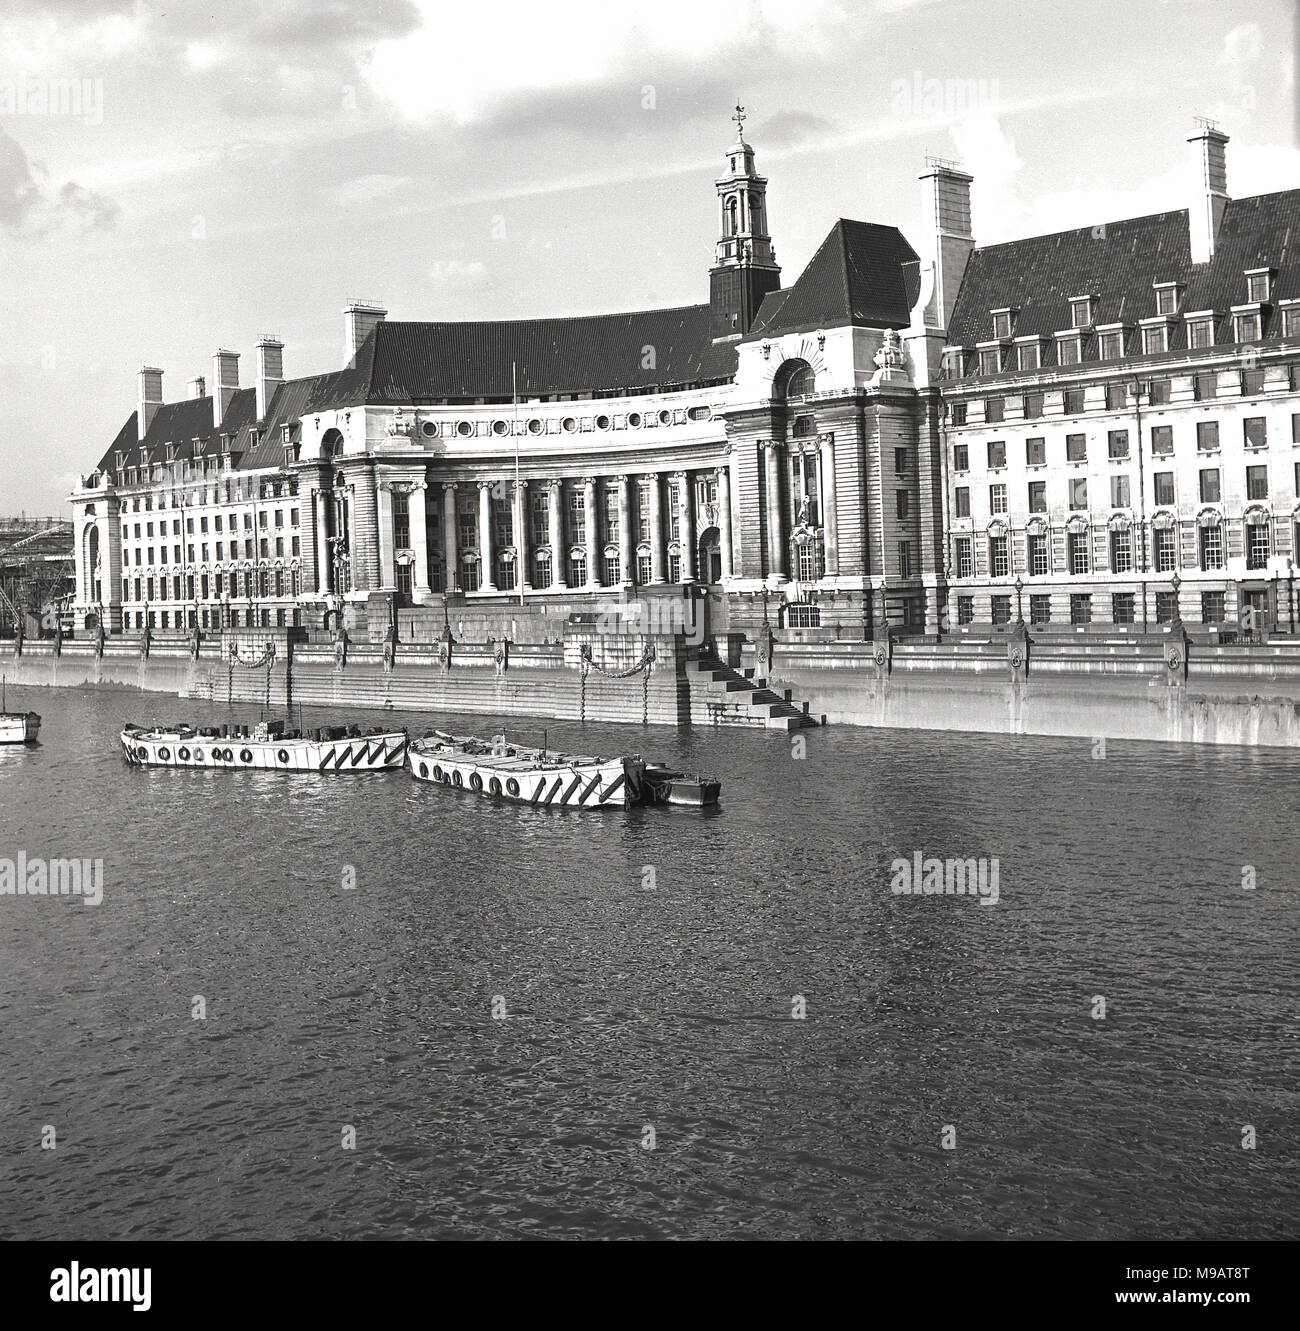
[
  {"xmin": 1288, "ymin": 557, "xmax": 1295, "ymax": 635},
  {"xmin": 1170, "ymin": 570, "xmax": 1182, "ymax": 630},
  {"xmin": 1014, "ymin": 574, "xmax": 1024, "ymax": 624}
]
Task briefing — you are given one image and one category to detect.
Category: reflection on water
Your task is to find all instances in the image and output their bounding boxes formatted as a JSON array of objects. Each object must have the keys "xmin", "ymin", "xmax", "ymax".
[{"xmin": 0, "ymin": 682, "xmax": 1296, "ymax": 1239}]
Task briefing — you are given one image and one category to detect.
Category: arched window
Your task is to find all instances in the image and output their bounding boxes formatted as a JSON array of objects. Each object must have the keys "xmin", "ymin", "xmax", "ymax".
[
  {"xmin": 775, "ymin": 359, "xmax": 815, "ymax": 400},
  {"xmin": 321, "ymin": 428, "xmax": 344, "ymax": 459},
  {"xmin": 727, "ymin": 197, "xmax": 738, "ymax": 236}
]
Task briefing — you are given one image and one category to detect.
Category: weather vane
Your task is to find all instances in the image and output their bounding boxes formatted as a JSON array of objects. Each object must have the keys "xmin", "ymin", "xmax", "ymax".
[{"xmin": 732, "ymin": 102, "xmax": 746, "ymax": 140}]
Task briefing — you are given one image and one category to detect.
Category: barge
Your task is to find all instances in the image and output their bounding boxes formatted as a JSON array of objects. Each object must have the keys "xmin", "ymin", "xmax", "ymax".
[{"xmin": 121, "ymin": 719, "xmax": 408, "ymax": 771}]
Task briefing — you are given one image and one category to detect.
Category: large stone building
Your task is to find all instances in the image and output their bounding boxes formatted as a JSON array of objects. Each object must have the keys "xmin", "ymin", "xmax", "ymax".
[{"xmin": 71, "ymin": 114, "xmax": 1299, "ymax": 647}]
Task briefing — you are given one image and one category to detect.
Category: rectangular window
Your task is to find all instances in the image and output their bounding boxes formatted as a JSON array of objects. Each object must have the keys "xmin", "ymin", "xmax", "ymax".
[
  {"xmin": 992, "ymin": 310, "xmax": 1013, "ymax": 339},
  {"xmin": 1111, "ymin": 474, "xmax": 1131, "ymax": 508},
  {"xmin": 1110, "ymin": 527, "xmax": 1133, "ymax": 572},
  {"xmin": 955, "ymin": 537, "xmax": 973, "ymax": 579},
  {"xmin": 1068, "ymin": 532, "xmax": 1090, "ymax": 574},
  {"xmin": 1244, "ymin": 417, "xmax": 1267, "ymax": 449},
  {"xmin": 980, "ymin": 348, "xmax": 1002, "ymax": 375},
  {"xmin": 991, "ymin": 595, "xmax": 1011, "ymax": 626},
  {"xmin": 955, "ymin": 487, "xmax": 970, "ymax": 518},
  {"xmin": 894, "ymin": 447, "xmax": 909, "ymax": 474},
  {"xmin": 637, "ymin": 553, "xmax": 652, "ymax": 585},
  {"xmin": 1142, "ymin": 325, "xmax": 1169, "ymax": 355},
  {"xmin": 1154, "ymin": 471, "xmax": 1175, "ymax": 506},
  {"xmin": 953, "ymin": 443, "xmax": 969, "ymax": 471},
  {"xmin": 1241, "ymin": 367, "xmax": 1265, "ymax": 395},
  {"xmin": 1099, "ymin": 331, "xmax": 1124, "ymax": 361},
  {"xmin": 1069, "ymin": 477, "xmax": 1088, "ymax": 510},
  {"xmin": 1071, "ymin": 299, "xmax": 1092, "ymax": 327},
  {"xmin": 1030, "ymin": 593, "xmax": 1051, "ymax": 625},
  {"xmin": 1155, "ymin": 590, "xmax": 1175, "ymax": 624},
  {"xmin": 1112, "ymin": 592, "xmax": 1135, "ymax": 625},
  {"xmin": 1066, "ymin": 433, "xmax": 1087, "ymax": 462},
  {"xmin": 989, "ymin": 483, "xmax": 1008, "ymax": 514},
  {"xmin": 1154, "ymin": 527, "xmax": 1176, "ymax": 574},
  {"xmin": 898, "ymin": 541, "xmax": 912, "ymax": 579},
  {"xmin": 1199, "ymin": 469, "xmax": 1221, "ymax": 503},
  {"xmin": 1197, "ymin": 420, "xmax": 1219, "ymax": 451},
  {"xmin": 989, "ymin": 535, "xmax": 1009, "ymax": 577},
  {"xmin": 1188, "ymin": 319, "xmax": 1214, "ymax": 350},
  {"xmin": 1108, "ymin": 429, "xmax": 1129, "ymax": 459},
  {"xmin": 605, "ymin": 553, "xmax": 620, "ymax": 585},
  {"xmin": 1148, "ymin": 378, "xmax": 1171, "ymax": 404},
  {"xmin": 1016, "ymin": 343, "xmax": 1038, "ymax": 372},
  {"xmin": 1247, "ymin": 523, "xmax": 1270, "ymax": 570},
  {"xmin": 1028, "ymin": 480, "xmax": 1046, "ymax": 512},
  {"xmin": 1151, "ymin": 424, "xmax": 1173, "ymax": 455},
  {"xmin": 950, "ymin": 403, "xmax": 968, "ymax": 426},
  {"xmin": 1247, "ymin": 273, "xmax": 1270, "ymax": 302},
  {"xmin": 1063, "ymin": 387, "xmax": 1085, "ymax": 414},
  {"xmin": 1058, "ymin": 336, "xmax": 1081, "ymax": 366},
  {"xmin": 985, "ymin": 398, "xmax": 1004, "ymax": 424},
  {"xmin": 1023, "ymin": 391, "xmax": 1044, "ymax": 418},
  {"xmin": 1246, "ymin": 464, "xmax": 1269, "ymax": 499},
  {"xmin": 1026, "ymin": 437, "xmax": 1045, "ymax": 466},
  {"xmin": 1070, "ymin": 593, "xmax": 1092, "ymax": 624},
  {"xmin": 957, "ymin": 595, "xmax": 974, "ymax": 626},
  {"xmin": 896, "ymin": 490, "xmax": 910, "ymax": 520},
  {"xmin": 987, "ymin": 439, "xmax": 1006, "ymax": 468},
  {"xmin": 1235, "ymin": 312, "xmax": 1262, "ymax": 343},
  {"xmin": 1202, "ymin": 590, "xmax": 1226, "ymax": 623},
  {"xmin": 1029, "ymin": 533, "xmax": 1048, "ymax": 576},
  {"xmin": 1105, "ymin": 383, "xmax": 1127, "ymax": 411},
  {"xmin": 1199, "ymin": 524, "xmax": 1224, "ymax": 570},
  {"xmin": 1284, "ymin": 308, "xmax": 1300, "ymax": 337},
  {"xmin": 1194, "ymin": 370, "xmax": 1218, "ymax": 400}
]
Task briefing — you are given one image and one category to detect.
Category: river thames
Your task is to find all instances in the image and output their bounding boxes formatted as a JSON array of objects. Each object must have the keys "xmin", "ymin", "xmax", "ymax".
[{"xmin": 0, "ymin": 682, "xmax": 1296, "ymax": 1240}]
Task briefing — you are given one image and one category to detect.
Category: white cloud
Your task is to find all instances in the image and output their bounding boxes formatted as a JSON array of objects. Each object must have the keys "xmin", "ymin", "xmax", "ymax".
[
  {"xmin": 428, "ymin": 259, "xmax": 490, "ymax": 291},
  {"xmin": 332, "ymin": 173, "xmax": 414, "ymax": 208},
  {"xmin": 1219, "ymin": 22, "xmax": 1263, "ymax": 65}
]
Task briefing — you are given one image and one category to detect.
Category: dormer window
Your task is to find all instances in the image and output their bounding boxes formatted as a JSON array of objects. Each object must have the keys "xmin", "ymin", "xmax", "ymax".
[
  {"xmin": 194, "ymin": 437, "xmax": 205, "ymax": 457},
  {"xmin": 941, "ymin": 347, "xmax": 966, "ymax": 380},
  {"xmin": 1154, "ymin": 282, "xmax": 1182, "ymax": 316},
  {"xmin": 1070, "ymin": 296, "xmax": 1094, "ymax": 328},
  {"xmin": 978, "ymin": 344, "xmax": 1003, "ymax": 376},
  {"xmin": 1097, "ymin": 325, "xmax": 1126, "ymax": 361},
  {"xmin": 1014, "ymin": 337, "xmax": 1042, "ymax": 371},
  {"xmin": 282, "ymin": 424, "xmax": 293, "ymax": 445},
  {"xmin": 1245, "ymin": 269, "xmax": 1273, "ymax": 303},
  {"xmin": 1280, "ymin": 300, "xmax": 1300, "ymax": 337},
  {"xmin": 1232, "ymin": 306, "xmax": 1263, "ymax": 342},
  {"xmin": 115, "ymin": 451, "xmax": 125, "ymax": 472},
  {"xmin": 1185, "ymin": 312, "xmax": 1215, "ymax": 349},
  {"xmin": 1055, "ymin": 331, "xmax": 1082, "ymax": 365},
  {"xmin": 1139, "ymin": 318, "xmax": 1170, "ymax": 355},
  {"xmin": 991, "ymin": 308, "xmax": 1015, "ymax": 340}
]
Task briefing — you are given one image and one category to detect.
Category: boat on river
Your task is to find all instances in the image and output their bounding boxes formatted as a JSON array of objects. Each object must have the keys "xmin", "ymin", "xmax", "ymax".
[
  {"xmin": 121, "ymin": 719, "xmax": 408, "ymax": 771},
  {"xmin": 0, "ymin": 679, "xmax": 39, "ymax": 744},
  {"xmin": 407, "ymin": 730, "xmax": 720, "ymax": 809}
]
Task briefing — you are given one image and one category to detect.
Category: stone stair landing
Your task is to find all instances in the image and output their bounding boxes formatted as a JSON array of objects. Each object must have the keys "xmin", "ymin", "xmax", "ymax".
[{"xmin": 685, "ymin": 655, "xmax": 822, "ymax": 730}]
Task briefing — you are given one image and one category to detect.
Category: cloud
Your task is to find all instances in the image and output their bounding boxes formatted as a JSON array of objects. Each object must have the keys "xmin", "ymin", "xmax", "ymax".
[
  {"xmin": 756, "ymin": 110, "xmax": 835, "ymax": 147},
  {"xmin": 428, "ymin": 259, "xmax": 491, "ymax": 291},
  {"xmin": 331, "ymin": 173, "xmax": 415, "ymax": 208},
  {"xmin": 1219, "ymin": 22, "xmax": 1263, "ymax": 65},
  {"xmin": 0, "ymin": 130, "xmax": 119, "ymax": 235}
]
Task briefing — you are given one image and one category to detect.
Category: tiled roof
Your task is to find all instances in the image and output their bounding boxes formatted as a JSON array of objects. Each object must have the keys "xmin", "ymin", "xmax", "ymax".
[
  {"xmin": 743, "ymin": 219, "xmax": 919, "ymax": 341},
  {"xmin": 947, "ymin": 188, "xmax": 1300, "ymax": 360},
  {"xmin": 93, "ymin": 389, "xmax": 256, "ymax": 478}
]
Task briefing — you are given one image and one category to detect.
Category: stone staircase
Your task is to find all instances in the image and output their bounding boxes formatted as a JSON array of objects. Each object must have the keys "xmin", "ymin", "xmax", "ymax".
[{"xmin": 685, "ymin": 653, "xmax": 822, "ymax": 730}]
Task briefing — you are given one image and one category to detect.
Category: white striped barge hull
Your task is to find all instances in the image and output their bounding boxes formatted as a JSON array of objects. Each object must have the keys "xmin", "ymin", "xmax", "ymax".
[
  {"xmin": 408, "ymin": 738, "xmax": 633, "ymax": 809},
  {"xmin": 121, "ymin": 726, "xmax": 407, "ymax": 772}
]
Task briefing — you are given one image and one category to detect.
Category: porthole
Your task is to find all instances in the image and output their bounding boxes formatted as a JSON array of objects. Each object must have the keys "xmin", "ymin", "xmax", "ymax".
[
  {"xmin": 561, "ymin": 417, "xmax": 577, "ymax": 433},
  {"xmin": 627, "ymin": 411, "xmax": 642, "ymax": 428},
  {"xmin": 527, "ymin": 418, "xmax": 543, "ymax": 435},
  {"xmin": 421, "ymin": 420, "xmax": 438, "ymax": 438},
  {"xmin": 658, "ymin": 409, "xmax": 672, "ymax": 426},
  {"xmin": 595, "ymin": 414, "xmax": 611, "ymax": 431},
  {"xmin": 688, "ymin": 405, "xmax": 712, "ymax": 422},
  {"xmin": 492, "ymin": 419, "xmax": 509, "ymax": 436},
  {"xmin": 456, "ymin": 420, "xmax": 474, "ymax": 438}
]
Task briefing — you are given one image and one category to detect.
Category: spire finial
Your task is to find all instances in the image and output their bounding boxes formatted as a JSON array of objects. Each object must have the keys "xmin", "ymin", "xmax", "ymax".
[{"xmin": 732, "ymin": 102, "xmax": 746, "ymax": 141}]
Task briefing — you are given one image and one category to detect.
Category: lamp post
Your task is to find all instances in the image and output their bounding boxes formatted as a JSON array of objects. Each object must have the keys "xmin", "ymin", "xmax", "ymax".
[
  {"xmin": 1014, "ymin": 574, "xmax": 1024, "ymax": 625},
  {"xmin": 1170, "ymin": 570, "xmax": 1182, "ymax": 630},
  {"xmin": 1288, "ymin": 557, "xmax": 1295, "ymax": 635}
]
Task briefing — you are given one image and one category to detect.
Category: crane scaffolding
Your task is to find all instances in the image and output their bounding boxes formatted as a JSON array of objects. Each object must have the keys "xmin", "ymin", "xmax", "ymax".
[{"xmin": 0, "ymin": 517, "xmax": 74, "ymax": 636}]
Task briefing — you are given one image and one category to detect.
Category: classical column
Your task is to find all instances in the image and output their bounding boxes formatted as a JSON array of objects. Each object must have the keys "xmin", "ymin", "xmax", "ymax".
[
  {"xmin": 510, "ymin": 473, "xmax": 524, "ymax": 588},
  {"xmin": 376, "ymin": 481, "xmax": 396, "ymax": 590},
  {"xmin": 646, "ymin": 472, "xmax": 665, "ymax": 584},
  {"xmin": 819, "ymin": 433, "xmax": 839, "ymax": 576},
  {"xmin": 315, "ymin": 489, "xmax": 333, "ymax": 594},
  {"xmin": 547, "ymin": 479, "xmax": 566, "ymax": 589},
  {"xmin": 616, "ymin": 474, "xmax": 633, "ymax": 586},
  {"xmin": 717, "ymin": 463, "xmax": 734, "ymax": 579},
  {"xmin": 478, "ymin": 480, "xmax": 497, "ymax": 592},
  {"xmin": 582, "ymin": 476, "xmax": 599, "ymax": 590},
  {"xmin": 675, "ymin": 470, "xmax": 696, "ymax": 583},
  {"xmin": 442, "ymin": 482, "xmax": 459, "ymax": 592},
  {"xmin": 764, "ymin": 442, "xmax": 787, "ymax": 580},
  {"xmin": 409, "ymin": 481, "xmax": 431, "ymax": 602}
]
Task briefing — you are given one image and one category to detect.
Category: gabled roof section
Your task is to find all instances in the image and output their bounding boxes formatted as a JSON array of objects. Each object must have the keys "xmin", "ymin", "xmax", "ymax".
[
  {"xmin": 236, "ymin": 374, "xmax": 340, "ymax": 469},
  {"xmin": 743, "ymin": 219, "xmax": 919, "ymax": 341},
  {"xmin": 93, "ymin": 390, "xmax": 255, "ymax": 477},
  {"xmin": 947, "ymin": 189, "xmax": 1300, "ymax": 354}
]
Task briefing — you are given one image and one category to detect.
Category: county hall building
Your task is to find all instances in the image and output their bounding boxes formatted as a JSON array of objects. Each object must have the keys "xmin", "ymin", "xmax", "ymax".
[{"xmin": 71, "ymin": 115, "xmax": 1300, "ymax": 646}]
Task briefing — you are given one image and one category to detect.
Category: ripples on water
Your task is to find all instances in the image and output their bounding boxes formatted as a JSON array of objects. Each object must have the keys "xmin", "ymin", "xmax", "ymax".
[{"xmin": 0, "ymin": 682, "xmax": 1296, "ymax": 1239}]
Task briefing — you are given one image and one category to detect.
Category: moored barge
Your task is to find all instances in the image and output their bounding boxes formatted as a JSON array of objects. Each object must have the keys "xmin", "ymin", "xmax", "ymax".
[{"xmin": 121, "ymin": 719, "xmax": 408, "ymax": 771}]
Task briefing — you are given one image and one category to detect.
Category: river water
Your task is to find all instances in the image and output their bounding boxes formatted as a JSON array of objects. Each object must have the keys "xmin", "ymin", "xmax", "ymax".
[{"xmin": 0, "ymin": 682, "xmax": 1296, "ymax": 1240}]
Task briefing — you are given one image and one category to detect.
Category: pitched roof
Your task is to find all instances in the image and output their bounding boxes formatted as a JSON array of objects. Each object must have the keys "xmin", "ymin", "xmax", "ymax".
[
  {"xmin": 743, "ymin": 219, "xmax": 919, "ymax": 341},
  {"xmin": 947, "ymin": 189, "xmax": 1300, "ymax": 357},
  {"xmin": 93, "ymin": 389, "xmax": 256, "ymax": 477}
]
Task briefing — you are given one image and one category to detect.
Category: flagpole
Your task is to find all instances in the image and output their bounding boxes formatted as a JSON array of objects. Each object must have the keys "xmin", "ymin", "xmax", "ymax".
[{"xmin": 513, "ymin": 360, "xmax": 523, "ymax": 607}]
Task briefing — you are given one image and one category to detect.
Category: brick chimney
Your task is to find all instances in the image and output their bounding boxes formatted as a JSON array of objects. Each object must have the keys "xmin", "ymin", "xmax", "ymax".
[
  {"xmin": 187, "ymin": 375, "xmax": 206, "ymax": 400},
  {"xmin": 1188, "ymin": 121, "xmax": 1229, "ymax": 265},
  {"xmin": 256, "ymin": 336, "xmax": 284, "ymax": 421},
  {"xmin": 137, "ymin": 366, "xmax": 163, "ymax": 441},
  {"xmin": 918, "ymin": 159, "xmax": 974, "ymax": 329},
  {"xmin": 211, "ymin": 349, "xmax": 239, "ymax": 428},
  {"xmin": 344, "ymin": 300, "xmax": 386, "ymax": 367}
]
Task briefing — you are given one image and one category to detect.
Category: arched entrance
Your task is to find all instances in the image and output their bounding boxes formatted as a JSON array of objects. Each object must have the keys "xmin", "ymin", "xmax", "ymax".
[{"xmin": 697, "ymin": 526, "xmax": 722, "ymax": 584}]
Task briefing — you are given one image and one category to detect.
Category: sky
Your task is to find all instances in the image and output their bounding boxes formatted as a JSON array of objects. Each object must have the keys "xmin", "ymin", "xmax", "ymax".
[{"xmin": 1, "ymin": 0, "xmax": 1296, "ymax": 514}]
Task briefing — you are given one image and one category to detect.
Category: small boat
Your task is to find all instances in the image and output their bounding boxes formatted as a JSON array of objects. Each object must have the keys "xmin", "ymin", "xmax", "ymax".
[
  {"xmin": 407, "ymin": 730, "xmax": 720, "ymax": 809},
  {"xmin": 0, "ymin": 678, "xmax": 39, "ymax": 744},
  {"xmin": 121, "ymin": 719, "xmax": 408, "ymax": 771}
]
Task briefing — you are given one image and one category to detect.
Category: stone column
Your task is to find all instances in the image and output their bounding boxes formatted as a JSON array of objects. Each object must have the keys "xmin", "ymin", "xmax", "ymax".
[
  {"xmin": 409, "ymin": 481, "xmax": 431, "ymax": 602},
  {"xmin": 646, "ymin": 472, "xmax": 665, "ymax": 584},
  {"xmin": 819, "ymin": 432, "xmax": 838, "ymax": 576},
  {"xmin": 718, "ymin": 462, "xmax": 734, "ymax": 580},
  {"xmin": 616, "ymin": 474, "xmax": 633, "ymax": 586},
  {"xmin": 514, "ymin": 478, "xmax": 531, "ymax": 592},
  {"xmin": 676, "ymin": 471, "xmax": 696, "ymax": 582},
  {"xmin": 547, "ymin": 479, "xmax": 566, "ymax": 589},
  {"xmin": 582, "ymin": 476, "xmax": 599, "ymax": 590},
  {"xmin": 442, "ymin": 482, "xmax": 459, "ymax": 592},
  {"xmin": 376, "ymin": 481, "xmax": 396, "ymax": 590},
  {"xmin": 764, "ymin": 442, "xmax": 787, "ymax": 580},
  {"xmin": 478, "ymin": 480, "xmax": 497, "ymax": 592},
  {"xmin": 316, "ymin": 489, "xmax": 333, "ymax": 593}
]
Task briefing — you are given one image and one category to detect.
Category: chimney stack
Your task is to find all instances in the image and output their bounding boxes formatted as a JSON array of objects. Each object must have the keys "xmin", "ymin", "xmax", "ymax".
[
  {"xmin": 343, "ymin": 300, "xmax": 386, "ymax": 367},
  {"xmin": 211, "ymin": 349, "xmax": 240, "ymax": 428},
  {"xmin": 1188, "ymin": 121, "xmax": 1229, "ymax": 265},
  {"xmin": 918, "ymin": 159, "xmax": 975, "ymax": 329},
  {"xmin": 137, "ymin": 366, "xmax": 163, "ymax": 442},
  {"xmin": 187, "ymin": 375, "xmax": 206, "ymax": 400},
  {"xmin": 256, "ymin": 336, "xmax": 284, "ymax": 422}
]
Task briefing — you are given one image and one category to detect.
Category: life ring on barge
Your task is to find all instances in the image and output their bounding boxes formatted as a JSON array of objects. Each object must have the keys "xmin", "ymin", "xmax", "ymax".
[
  {"xmin": 469, "ymin": 772, "xmax": 483, "ymax": 792},
  {"xmin": 240, "ymin": 748, "xmax": 253, "ymax": 764},
  {"xmin": 505, "ymin": 777, "xmax": 520, "ymax": 798},
  {"xmin": 452, "ymin": 769, "xmax": 464, "ymax": 787},
  {"xmin": 277, "ymin": 749, "xmax": 290, "ymax": 764},
  {"xmin": 430, "ymin": 763, "xmax": 442, "ymax": 782},
  {"xmin": 488, "ymin": 776, "xmax": 502, "ymax": 797}
]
